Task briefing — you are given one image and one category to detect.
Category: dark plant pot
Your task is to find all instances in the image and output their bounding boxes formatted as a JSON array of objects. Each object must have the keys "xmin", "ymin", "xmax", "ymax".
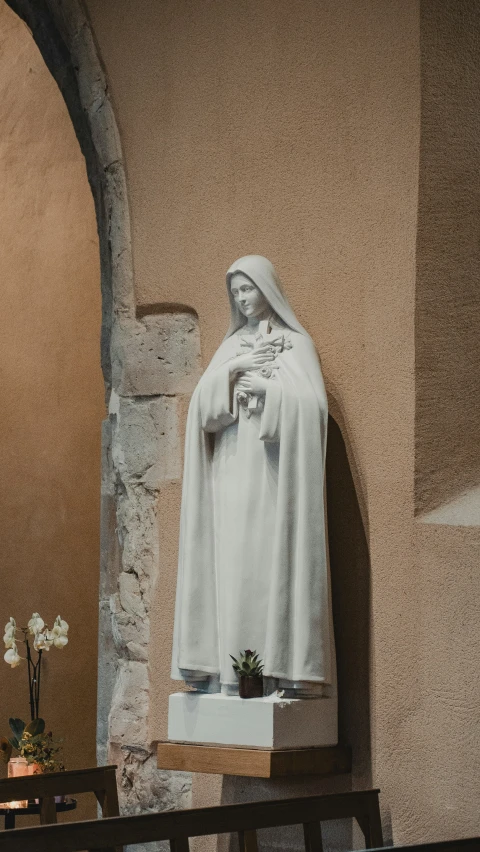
[{"xmin": 238, "ymin": 675, "xmax": 264, "ymax": 699}]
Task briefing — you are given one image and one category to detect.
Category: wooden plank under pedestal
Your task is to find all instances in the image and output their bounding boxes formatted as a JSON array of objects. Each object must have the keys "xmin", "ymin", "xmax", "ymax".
[{"xmin": 157, "ymin": 742, "xmax": 351, "ymax": 779}]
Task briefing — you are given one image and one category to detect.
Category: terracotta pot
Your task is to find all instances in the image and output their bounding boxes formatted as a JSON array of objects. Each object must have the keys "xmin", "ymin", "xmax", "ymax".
[
  {"xmin": 1, "ymin": 758, "xmax": 30, "ymax": 808},
  {"xmin": 238, "ymin": 675, "xmax": 264, "ymax": 699}
]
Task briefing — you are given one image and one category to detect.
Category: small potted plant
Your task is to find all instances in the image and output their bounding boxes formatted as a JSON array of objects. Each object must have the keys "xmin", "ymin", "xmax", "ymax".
[
  {"xmin": 1, "ymin": 718, "xmax": 64, "ymax": 772},
  {"xmin": 230, "ymin": 649, "xmax": 264, "ymax": 698},
  {"xmin": 2, "ymin": 613, "xmax": 68, "ymax": 779},
  {"xmin": 1, "ymin": 719, "xmax": 65, "ymax": 806}
]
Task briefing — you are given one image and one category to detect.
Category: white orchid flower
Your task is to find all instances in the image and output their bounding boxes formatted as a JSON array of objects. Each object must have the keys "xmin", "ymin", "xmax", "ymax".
[
  {"xmin": 4, "ymin": 642, "xmax": 22, "ymax": 668},
  {"xmin": 51, "ymin": 616, "xmax": 69, "ymax": 648},
  {"xmin": 4, "ymin": 617, "xmax": 15, "ymax": 635},
  {"xmin": 54, "ymin": 616, "xmax": 68, "ymax": 635},
  {"xmin": 3, "ymin": 633, "xmax": 15, "ymax": 649},
  {"xmin": 3, "ymin": 617, "xmax": 16, "ymax": 649},
  {"xmin": 28, "ymin": 613, "xmax": 44, "ymax": 636},
  {"xmin": 33, "ymin": 631, "xmax": 53, "ymax": 651}
]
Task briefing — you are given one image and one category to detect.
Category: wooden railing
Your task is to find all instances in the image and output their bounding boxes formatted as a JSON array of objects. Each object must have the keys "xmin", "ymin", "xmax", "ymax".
[
  {"xmin": 0, "ymin": 789, "xmax": 382, "ymax": 851},
  {"xmin": 0, "ymin": 765, "xmax": 119, "ymax": 825}
]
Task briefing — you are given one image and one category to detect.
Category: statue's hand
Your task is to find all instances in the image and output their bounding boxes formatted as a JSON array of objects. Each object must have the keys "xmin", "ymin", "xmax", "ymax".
[
  {"xmin": 229, "ymin": 343, "xmax": 275, "ymax": 376},
  {"xmin": 236, "ymin": 372, "xmax": 270, "ymax": 396}
]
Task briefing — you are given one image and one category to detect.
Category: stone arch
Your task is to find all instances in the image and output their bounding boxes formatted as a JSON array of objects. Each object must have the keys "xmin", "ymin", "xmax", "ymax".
[
  {"xmin": 2, "ymin": 0, "xmax": 198, "ymax": 819},
  {"xmin": 4, "ymin": 0, "xmax": 135, "ymax": 393}
]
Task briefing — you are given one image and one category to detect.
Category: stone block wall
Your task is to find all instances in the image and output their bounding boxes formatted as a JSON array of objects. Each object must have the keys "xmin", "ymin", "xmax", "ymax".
[{"xmin": 99, "ymin": 311, "xmax": 201, "ymax": 823}]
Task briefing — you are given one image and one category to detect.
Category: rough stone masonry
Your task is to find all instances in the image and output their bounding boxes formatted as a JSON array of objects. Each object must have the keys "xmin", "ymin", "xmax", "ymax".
[{"xmin": 98, "ymin": 311, "xmax": 201, "ymax": 827}]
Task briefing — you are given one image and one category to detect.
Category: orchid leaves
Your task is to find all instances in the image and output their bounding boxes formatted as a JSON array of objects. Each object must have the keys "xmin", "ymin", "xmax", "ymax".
[
  {"xmin": 8, "ymin": 717, "xmax": 26, "ymax": 747},
  {"xmin": 1, "ymin": 717, "xmax": 63, "ymax": 771},
  {"xmin": 6, "ymin": 717, "xmax": 44, "ymax": 750}
]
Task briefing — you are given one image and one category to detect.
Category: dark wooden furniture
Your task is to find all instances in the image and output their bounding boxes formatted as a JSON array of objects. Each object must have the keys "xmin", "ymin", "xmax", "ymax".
[
  {"xmin": 0, "ymin": 765, "xmax": 119, "ymax": 826},
  {"xmin": 381, "ymin": 844, "xmax": 480, "ymax": 852},
  {"xmin": 0, "ymin": 797, "xmax": 76, "ymax": 830},
  {"xmin": 0, "ymin": 789, "xmax": 382, "ymax": 851},
  {"xmin": 157, "ymin": 741, "xmax": 352, "ymax": 778}
]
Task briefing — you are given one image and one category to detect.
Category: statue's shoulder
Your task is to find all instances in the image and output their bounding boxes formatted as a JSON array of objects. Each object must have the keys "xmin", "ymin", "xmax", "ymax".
[
  {"xmin": 289, "ymin": 330, "xmax": 315, "ymax": 352},
  {"xmin": 290, "ymin": 332, "xmax": 323, "ymax": 370}
]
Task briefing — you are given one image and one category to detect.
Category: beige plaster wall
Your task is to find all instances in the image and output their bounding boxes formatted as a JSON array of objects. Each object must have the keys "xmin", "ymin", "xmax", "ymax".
[
  {"xmin": 0, "ymin": 1, "xmax": 103, "ymax": 820},
  {"xmin": 84, "ymin": 0, "xmax": 479, "ymax": 844}
]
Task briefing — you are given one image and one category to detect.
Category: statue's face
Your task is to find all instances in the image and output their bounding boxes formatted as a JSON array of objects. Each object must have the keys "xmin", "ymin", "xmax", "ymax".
[{"xmin": 230, "ymin": 273, "xmax": 269, "ymax": 319}]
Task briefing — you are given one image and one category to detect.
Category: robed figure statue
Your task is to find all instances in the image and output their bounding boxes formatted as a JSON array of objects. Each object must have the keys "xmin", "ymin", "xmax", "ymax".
[{"xmin": 171, "ymin": 256, "xmax": 336, "ymax": 698}]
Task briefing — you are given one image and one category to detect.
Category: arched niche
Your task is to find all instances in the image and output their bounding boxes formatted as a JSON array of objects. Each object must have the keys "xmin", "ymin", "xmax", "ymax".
[
  {"xmin": 195, "ymin": 413, "xmax": 372, "ymax": 852},
  {"xmin": 326, "ymin": 415, "xmax": 371, "ymax": 788},
  {"xmin": 0, "ymin": 0, "xmax": 103, "ymax": 817},
  {"xmin": 2, "ymin": 0, "xmax": 373, "ymax": 822},
  {"xmin": 1, "ymin": 0, "xmax": 157, "ymax": 815},
  {"xmin": 4, "ymin": 0, "xmax": 135, "ymax": 392},
  {"xmin": 2, "ymin": 1, "xmax": 203, "ymax": 818}
]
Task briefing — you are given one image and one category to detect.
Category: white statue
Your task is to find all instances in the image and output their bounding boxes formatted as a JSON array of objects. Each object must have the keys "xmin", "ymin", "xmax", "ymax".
[{"xmin": 171, "ymin": 256, "xmax": 336, "ymax": 698}]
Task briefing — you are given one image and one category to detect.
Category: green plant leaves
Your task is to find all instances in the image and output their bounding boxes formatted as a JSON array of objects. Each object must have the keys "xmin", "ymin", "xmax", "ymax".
[
  {"xmin": 8, "ymin": 718, "xmax": 25, "ymax": 741},
  {"xmin": 17, "ymin": 728, "xmax": 64, "ymax": 772},
  {"xmin": 229, "ymin": 649, "xmax": 264, "ymax": 677},
  {"xmin": 25, "ymin": 718, "xmax": 45, "ymax": 737},
  {"xmin": 3, "ymin": 717, "xmax": 56, "ymax": 766}
]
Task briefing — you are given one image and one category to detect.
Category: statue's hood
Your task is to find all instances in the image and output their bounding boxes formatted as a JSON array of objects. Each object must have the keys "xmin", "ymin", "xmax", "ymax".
[{"xmin": 225, "ymin": 255, "xmax": 309, "ymax": 339}]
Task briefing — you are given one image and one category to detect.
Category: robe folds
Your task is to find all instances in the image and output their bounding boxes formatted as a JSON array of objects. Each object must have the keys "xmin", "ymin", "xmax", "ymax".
[{"xmin": 171, "ymin": 255, "xmax": 335, "ymax": 689}]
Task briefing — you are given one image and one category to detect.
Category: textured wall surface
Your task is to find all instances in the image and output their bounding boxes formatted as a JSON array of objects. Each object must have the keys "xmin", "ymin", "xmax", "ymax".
[
  {"xmin": 416, "ymin": 0, "xmax": 480, "ymax": 515},
  {"xmin": 99, "ymin": 312, "xmax": 199, "ymax": 824},
  {"xmin": 76, "ymin": 0, "xmax": 478, "ymax": 846},
  {"xmin": 0, "ymin": 0, "xmax": 103, "ymax": 821}
]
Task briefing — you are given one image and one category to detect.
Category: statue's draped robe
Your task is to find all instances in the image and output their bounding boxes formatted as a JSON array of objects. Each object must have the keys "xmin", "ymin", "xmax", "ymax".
[{"xmin": 171, "ymin": 256, "xmax": 334, "ymax": 688}]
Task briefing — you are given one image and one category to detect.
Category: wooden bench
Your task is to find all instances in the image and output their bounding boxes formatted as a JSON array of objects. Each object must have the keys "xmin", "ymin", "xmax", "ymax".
[
  {"xmin": 380, "ymin": 844, "xmax": 479, "ymax": 852},
  {"xmin": 0, "ymin": 788, "xmax": 382, "ymax": 851},
  {"xmin": 0, "ymin": 765, "xmax": 119, "ymax": 826}
]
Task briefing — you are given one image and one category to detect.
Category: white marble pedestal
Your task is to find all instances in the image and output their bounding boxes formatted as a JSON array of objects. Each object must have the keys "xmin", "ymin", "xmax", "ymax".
[{"xmin": 168, "ymin": 692, "xmax": 338, "ymax": 749}]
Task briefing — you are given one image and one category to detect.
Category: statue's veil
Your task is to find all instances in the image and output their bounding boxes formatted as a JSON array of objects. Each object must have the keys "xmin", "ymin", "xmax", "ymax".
[{"xmin": 225, "ymin": 255, "xmax": 310, "ymax": 339}]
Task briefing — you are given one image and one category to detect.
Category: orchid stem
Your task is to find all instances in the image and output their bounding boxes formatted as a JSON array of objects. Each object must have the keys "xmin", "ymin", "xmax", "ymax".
[
  {"xmin": 25, "ymin": 638, "xmax": 35, "ymax": 723},
  {"xmin": 35, "ymin": 651, "xmax": 42, "ymax": 719}
]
